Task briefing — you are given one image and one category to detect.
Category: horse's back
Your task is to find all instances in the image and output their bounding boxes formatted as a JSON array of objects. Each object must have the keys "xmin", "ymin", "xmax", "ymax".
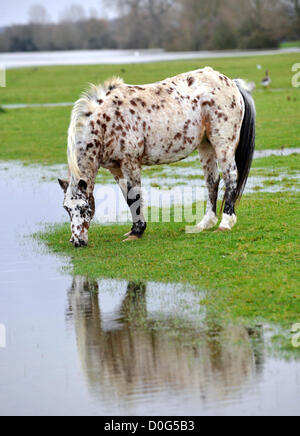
[{"xmin": 76, "ymin": 67, "xmax": 244, "ymax": 169}]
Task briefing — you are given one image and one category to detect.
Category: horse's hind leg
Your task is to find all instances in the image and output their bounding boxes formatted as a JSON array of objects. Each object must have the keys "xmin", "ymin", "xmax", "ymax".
[
  {"xmin": 215, "ymin": 146, "xmax": 239, "ymax": 232},
  {"xmin": 197, "ymin": 139, "xmax": 220, "ymax": 231},
  {"xmin": 111, "ymin": 161, "xmax": 147, "ymax": 241}
]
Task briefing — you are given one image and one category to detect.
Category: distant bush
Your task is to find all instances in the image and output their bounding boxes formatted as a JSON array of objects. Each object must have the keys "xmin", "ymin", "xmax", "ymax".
[
  {"xmin": 240, "ymin": 31, "xmax": 280, "ymax": 49},
  {"xmin": 212, "ymin": 21, "xmax": 238, "ymax": 50}
]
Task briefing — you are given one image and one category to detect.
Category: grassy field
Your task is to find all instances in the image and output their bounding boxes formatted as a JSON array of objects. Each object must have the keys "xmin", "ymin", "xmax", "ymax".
[
  {"xmin": 0, "ymin": 107, "xmax": 70, "ymax": 164},
  {"xmin": 39, "ymin": 191, "xmax": 300, "ymax": 330},
  {"xmin": 0, "ymin": 52, "xmax": 300, "ymax": 164},
  {"xmin": 280, "ymin": 41, "xmax": 300, "ymax": 49},
  {"xmin": 1, "ymin": 52, "xmax": 299, "ymax": 343}
]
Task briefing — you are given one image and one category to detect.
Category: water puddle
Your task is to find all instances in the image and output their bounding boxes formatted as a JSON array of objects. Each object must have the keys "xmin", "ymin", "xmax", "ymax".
[
  {"xmin": 0, "ymin": 161, "xmax": 299, "ymax": 415},
  {"xmin": 2, "ymin": 102, "xmax": 74, "ymax": 110},
  {"xmin": 64, "ymin": 277, "xmax": 300, "ymax": 416},
  {"xmin": 254, "ymin": 148, "xmax": 300, "ymax": 159},
  {"xmin": 2, "ymin": 272, "xmax": 300, "ymax": 415},
  {"xmin": 1, "ymin": 156, "xmax": 299, "ymax": 225}
]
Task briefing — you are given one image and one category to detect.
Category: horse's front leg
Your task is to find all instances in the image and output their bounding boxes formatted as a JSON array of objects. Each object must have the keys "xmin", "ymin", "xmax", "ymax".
[{"xmin": 110, "ymin": 162, "xmax": 147, "ymax": 241}]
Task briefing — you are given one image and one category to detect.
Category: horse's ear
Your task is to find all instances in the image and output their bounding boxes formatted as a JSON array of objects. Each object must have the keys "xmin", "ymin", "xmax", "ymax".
[
  {"xmin": 78, "ymin": 179, "xmax": 88, "ymax": 192},
  {"xmin": 58, "ymin": 179, "xmax": 69, "ymax": 193}
]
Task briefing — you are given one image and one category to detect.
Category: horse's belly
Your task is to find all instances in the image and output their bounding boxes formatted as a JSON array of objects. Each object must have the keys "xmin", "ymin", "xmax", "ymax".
[
  {"xmin": 142, "ymin": 143, "xmax": 197, "ymax": 165},
  {"xmin": 141, "ymin": 128, "xmax": 201, "ymax": 166}
]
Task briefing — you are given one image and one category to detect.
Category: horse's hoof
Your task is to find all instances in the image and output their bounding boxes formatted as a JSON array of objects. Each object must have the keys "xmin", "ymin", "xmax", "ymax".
[
  {"xmin": 214, "ymin": 227, "xmax": 230, "ymax": 233},
  {"xmin": 123, "ymin": 235, "xmax": 140, "ymax": 242}
]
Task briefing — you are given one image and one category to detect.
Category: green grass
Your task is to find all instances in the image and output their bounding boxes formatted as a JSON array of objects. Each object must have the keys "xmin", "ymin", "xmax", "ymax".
[
  {"xmin": 38, "ymin": 192, "xmax": 300, "ymax": 329},
  {"xmin": 255, "ymin": 91, "xmax": 300, "ymax": 151},
  {"xmin": 251, "ymin": 154, "xmax": 300, "ymax": 181},
  {"xmin": 1, "ymin": 52, "xmax": 299, "ymax": 105},
  {"xmin": 0, "ymin": 107, "xmax": 70, "ymax": 164},
  {"xmin": 0, "ymin": 53, "xmax": 299, "ymax": 165},
  {"xmin": 252, "ymin": 153, "xmax": 300, "ymax": 170}
]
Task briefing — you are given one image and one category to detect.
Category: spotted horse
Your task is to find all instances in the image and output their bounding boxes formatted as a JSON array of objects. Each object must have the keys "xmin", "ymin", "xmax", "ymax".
[{"xmin": 59, "ymin": 68, "xmax": 256, "ymax": 247}]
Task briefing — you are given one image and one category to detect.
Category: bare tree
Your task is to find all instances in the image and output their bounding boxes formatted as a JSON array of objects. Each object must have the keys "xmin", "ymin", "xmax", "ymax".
[
  {"xmin": 178, "ymin": 0, "xmax": 224, "ymax": 50},
  {"xmin": 237, "ymin": 0, "xmax": 288, "ymax": 47},
  {"xmin": 28, "ymin": 4, "xmax": 51, "ymax": 24},
  {"xmin": 0, "ymin": 0, "xmax": 297, "ymax": 53},
  {"xmin": 105, "ymin": 0, "xmax": 175, "ymax": 47},
  {"xmin": 89, "ymin": 8, "xmax": 99, "ymax": 20},
  {"xmin": 60, "ymin": 4, "xmax": 87, "ymax": 23},
  {"xmin": 281, "ymin": 0, "xmax": 300, "ymax": 36},
  {"xmin": 145, "ymin": 0, "xmax": 174, "ymax": 47}
]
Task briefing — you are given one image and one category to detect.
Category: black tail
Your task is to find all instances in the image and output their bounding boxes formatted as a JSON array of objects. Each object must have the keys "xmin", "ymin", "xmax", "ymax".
[{"xmin": 234, "ymin": 80, "xmax": 256, "ymax": 203}]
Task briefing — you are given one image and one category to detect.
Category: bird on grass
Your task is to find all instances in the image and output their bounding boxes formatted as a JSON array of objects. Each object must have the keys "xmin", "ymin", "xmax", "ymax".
[{"xmin": 261, "ymin": 70, "xmax": 271, "ymax": 88}]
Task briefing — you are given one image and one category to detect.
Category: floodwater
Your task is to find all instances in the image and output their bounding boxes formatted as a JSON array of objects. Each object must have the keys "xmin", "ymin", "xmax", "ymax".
[
  {"xmin": 2, "ymin": 152, "xmax": 300, "ymax": 226},
  {"xmin": 1, "ymin": 48, "xmax": 299, "ymax": 69},
  {"xmin": 0, "ymin": 162, "xmax": 300, "ymax": 416}
]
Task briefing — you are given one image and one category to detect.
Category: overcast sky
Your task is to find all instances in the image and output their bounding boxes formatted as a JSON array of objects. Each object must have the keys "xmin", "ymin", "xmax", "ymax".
[{"xmin": 0, "ymin": 0, "xmax": 115, "ymax": 27}]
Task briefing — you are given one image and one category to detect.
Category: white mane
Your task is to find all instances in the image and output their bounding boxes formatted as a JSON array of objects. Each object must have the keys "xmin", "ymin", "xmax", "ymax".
[{"xmin": 67, "ymin": 77, "xmax": 124, "ymax": 180}]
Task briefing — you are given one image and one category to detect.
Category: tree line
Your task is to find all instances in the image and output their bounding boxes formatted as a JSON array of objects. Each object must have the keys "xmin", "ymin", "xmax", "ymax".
[{"xmin": 0, "ymin": 0, "xmax": 299, "ymax": 53}]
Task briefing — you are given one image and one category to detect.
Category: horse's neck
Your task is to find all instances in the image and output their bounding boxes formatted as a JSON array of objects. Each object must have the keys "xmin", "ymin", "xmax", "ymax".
[
  {"xmin": 86, "ymin": 171, "xmax": 97, "ymax": 196},
  {"xmin": 78, "ymin": 161, "xmax": 99, "ymax": 194}
]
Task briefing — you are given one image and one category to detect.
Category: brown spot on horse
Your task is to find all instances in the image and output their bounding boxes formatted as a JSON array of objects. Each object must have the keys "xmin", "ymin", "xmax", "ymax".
[
  {"xmin": 202, "ymin": 100, "xmax": 215, "ymax": 107},
  {"xmin": 187, "ymin": 77, "xmax": 195, "ymax": 87}
]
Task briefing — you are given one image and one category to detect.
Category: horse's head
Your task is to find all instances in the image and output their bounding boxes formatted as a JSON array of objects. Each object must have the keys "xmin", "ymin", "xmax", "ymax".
[{"xmin": 58, "ymin": 178, "xmax": 95, "ymax": 248}]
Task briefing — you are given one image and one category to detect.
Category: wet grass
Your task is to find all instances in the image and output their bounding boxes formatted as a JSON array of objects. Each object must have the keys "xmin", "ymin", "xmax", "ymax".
[
  {"xmin": 148, "ymin": 153, "xmax": 300, "ymax": 180},
  {"xmin": 38, "ymin": 192, "xmax": 300, "ymax": 330},
  {"xmin": 250, "ymin": 154, "xmax": 300, "ymax": 191},
  {"xmin": 0, "ymin": 52, "xmax": 299, "ymax": 165},
  {"xmin": 249, "ymin": 155, "xmax": 300, "ymax": 191},
  {"xmin": 93, "ymin": 153, "xmax": 300, "ymax": 187},
  {"xmin": 0, "ymin": 106, "xmax": 70, "ymax": 164},
  {"xmin": 252, "ymin": 153, "xmax": 300, "ymax": 172}
]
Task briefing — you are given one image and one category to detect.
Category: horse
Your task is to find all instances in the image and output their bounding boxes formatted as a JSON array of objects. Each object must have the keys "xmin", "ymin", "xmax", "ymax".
[{"xmin": 58, "ymin": 67, "xmax": 256, "ymax": 247}]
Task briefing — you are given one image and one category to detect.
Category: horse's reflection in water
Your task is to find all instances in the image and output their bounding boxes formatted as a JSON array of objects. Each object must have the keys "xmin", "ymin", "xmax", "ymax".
[{"xmin": 66, "ymin": 277, "xmax": 263, "ymax": 405}]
